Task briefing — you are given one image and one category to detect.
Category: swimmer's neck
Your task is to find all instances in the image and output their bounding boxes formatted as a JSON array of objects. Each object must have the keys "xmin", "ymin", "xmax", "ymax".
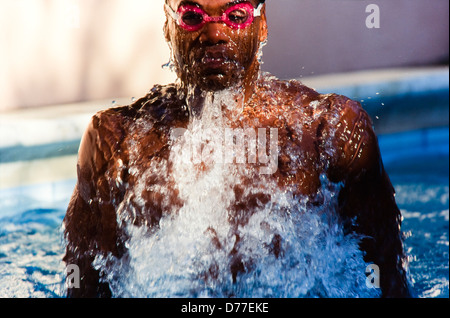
[{"xmin": 179, "ymin": 65, "xmax": 261, "ymax": 119}]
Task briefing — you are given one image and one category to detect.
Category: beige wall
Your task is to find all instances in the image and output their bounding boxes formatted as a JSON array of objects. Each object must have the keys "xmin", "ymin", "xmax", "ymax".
[
  {"xmin": 0, "ymin": 0, "xmax": 448, "ymax": 111},
  {"xmin": 263, "ymin": 0, "xmax": 449, "ymax": 79},
  {"xmin": 0, "ymin": 0, "xmax": 174, "ymax": 111}
]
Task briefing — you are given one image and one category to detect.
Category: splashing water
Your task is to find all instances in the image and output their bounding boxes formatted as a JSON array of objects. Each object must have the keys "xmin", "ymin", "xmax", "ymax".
[{"xmin": 91, "ymin": 87, "xmax": 381, "ymax": 298}]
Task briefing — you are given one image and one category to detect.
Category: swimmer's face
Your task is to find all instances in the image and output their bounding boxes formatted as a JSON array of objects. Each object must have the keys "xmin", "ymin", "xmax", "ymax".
[{"xmin": 165, "ymin": 0, "xmax": 267, "ymax": 91}]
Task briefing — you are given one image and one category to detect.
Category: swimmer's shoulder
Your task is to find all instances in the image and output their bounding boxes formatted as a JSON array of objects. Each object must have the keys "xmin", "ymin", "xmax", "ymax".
[
  {"xmin": 257, "ymin": 74, "xmax": 321, "ymax": 105},
  {"xmin": 263, "ymin": 75, "xmax": 367, "ymax": 116},
  {"xmin": 80, "ymin": 84, "xmax": 186, "ymax": 161},
  {"xmin": 320, "ymin": 93, "xmax": 380, "ymax": 179},
  {"xmin": 93, "ymin": 83, "xmax": 185, "ymax": 124},
  {"xmin": 278, "ymin": 75, "xmax": 373, "ymax": 129},
  {"xmin": 274, "ymin": 76, "xmax": 379, "ymax": 175},
  {"xmin": 259, "ymin": 75, "xmax": 381, "ymax": 178},
  {"xmin": 261, "ymin": 75, "xmax": 374, "ymax": 132},
  {"xmin": 87, "ymin": 83, "xmax": 187, "ymax": 141}
]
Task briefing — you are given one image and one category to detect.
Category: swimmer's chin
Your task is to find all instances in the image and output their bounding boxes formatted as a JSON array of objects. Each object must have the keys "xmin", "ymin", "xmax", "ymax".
[{"xmin": 195, "ymin": 71, "xmax": 243, "ymax": 92}]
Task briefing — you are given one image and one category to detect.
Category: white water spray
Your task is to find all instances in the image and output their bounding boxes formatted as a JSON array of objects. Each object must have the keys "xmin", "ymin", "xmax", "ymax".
[{"xmin": 91, "ymin": 88, "xmax": 380, "ymax": 298}]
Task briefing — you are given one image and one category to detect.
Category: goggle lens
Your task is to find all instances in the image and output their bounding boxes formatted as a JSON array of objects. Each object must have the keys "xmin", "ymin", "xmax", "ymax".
[{"xmin": 180, "ymin": 7, "xmax": 205, "ymax": 27}]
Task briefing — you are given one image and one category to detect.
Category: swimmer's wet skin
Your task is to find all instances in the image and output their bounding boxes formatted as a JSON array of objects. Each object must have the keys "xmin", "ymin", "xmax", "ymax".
[{"xmin": 63, "ymin": 0, "xmax": 412, "ymax": 298}]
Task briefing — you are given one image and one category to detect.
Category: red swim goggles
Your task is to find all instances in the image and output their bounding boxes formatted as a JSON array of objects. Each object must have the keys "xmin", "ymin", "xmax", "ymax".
[{"xmin": 165, "ymin": 1, "xmax": 264, "ymax": 32}]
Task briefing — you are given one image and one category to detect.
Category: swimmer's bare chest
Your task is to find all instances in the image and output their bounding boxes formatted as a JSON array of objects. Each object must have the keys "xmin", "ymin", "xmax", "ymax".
[
  {"xmin": 110, "ymin": 108, "xmax": 329, "ymax": 228},
  {"xmin": 90, "ymin": 81, "xmax": 352, "ymax": 228}
]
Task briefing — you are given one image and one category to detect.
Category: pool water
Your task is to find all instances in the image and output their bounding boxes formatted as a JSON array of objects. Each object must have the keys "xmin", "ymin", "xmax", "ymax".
[
  {"xmin": 385, "ymin": 154, "xmax": 449, "ymax": 298},
  {"xmin": 0, "ymin": 182, "xmax": 70, "ymax": 297},
  {"xmin": 0, "ymin": 133, "xmax": 448, "ymax": 298}
]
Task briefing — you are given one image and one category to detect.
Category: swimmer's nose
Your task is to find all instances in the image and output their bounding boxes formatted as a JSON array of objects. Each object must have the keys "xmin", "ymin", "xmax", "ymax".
[{"xmin": 199, "ymin": 22, "xmax": 229, "ymax": 46}]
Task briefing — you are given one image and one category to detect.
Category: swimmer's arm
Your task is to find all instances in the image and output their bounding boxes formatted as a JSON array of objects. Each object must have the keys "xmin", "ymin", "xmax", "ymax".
[
  {"xmin": 328, "ymin": 97, "xmax": 411, "ymax": 297},
  {"xmin": 63, "ymin": 111, "xmax": 124, "ymax": 297}
]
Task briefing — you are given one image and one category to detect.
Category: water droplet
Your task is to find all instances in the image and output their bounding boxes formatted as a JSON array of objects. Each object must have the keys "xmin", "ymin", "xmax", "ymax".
[{"xmin": 162, "ymin": 57, "xmax": 176, "ymax": 72}]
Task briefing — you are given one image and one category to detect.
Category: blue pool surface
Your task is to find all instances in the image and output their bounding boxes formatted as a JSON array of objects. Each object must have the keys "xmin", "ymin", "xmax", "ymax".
[
  {"xmin": 0, "ymin": 126, "xmax": 448, "ymax": 298},
  {"xmin": 379, "ymin": 127, "xmax": 449, "ymax": 298}
]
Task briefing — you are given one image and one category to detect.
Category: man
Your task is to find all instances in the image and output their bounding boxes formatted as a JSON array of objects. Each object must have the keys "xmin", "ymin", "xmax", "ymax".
[{"xmin": 63, "ymin": 0, "xmax": 412, "ymax": 297}]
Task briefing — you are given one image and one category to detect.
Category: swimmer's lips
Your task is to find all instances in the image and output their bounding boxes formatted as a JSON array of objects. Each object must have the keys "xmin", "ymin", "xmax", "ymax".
[
  {"xmin": 202, "ymin": 56, "xmax": 229, "ymax": 69},
  {"xmin": 195, "ymin": 47, "xmax": 237, "ymax": 74}
]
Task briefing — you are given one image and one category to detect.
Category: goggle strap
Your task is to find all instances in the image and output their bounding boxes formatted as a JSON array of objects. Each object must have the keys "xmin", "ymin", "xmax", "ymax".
[
  {"xmin": 164, "ymin": 3, "xmax": 179, "ymax": 21},
  {"xmin": 254, "ymin": 2, "xmax": 264, "ymax": 17}
]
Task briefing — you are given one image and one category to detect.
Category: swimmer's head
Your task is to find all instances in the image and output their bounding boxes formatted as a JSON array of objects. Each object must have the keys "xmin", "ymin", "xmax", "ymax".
[{"xmin": 164, "ymin": 0, "xmax": 268, "ymax": 92}]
